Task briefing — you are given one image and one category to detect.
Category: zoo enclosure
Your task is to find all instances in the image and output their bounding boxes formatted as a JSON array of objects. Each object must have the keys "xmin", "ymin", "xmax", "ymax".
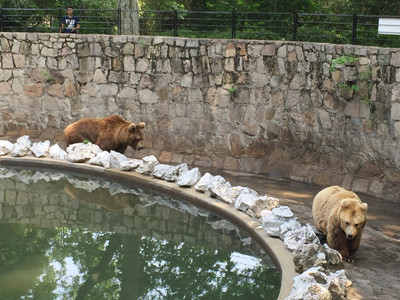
[{"xmin": 0, "ymin": 7, "xmax": 400, "ymax": 47}]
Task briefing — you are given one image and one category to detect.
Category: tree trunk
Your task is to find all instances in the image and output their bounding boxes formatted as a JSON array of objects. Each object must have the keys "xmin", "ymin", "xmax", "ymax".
[{"xmin": 118, "ymin": 0, "xmax": 140, "ymax": 35}]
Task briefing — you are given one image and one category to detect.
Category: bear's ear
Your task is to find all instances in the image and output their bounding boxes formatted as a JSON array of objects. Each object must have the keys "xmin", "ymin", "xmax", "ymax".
[
  {"xmin": 361, "ymin": 203, "xmax": 368, "ymax": 211},
  {"xmin": 138, "ymin": 122, "xmax": 145, "ymax": 129},
  {"xmin": 129, "ymin": 123, "xmax": 137, "ymax": 132},
  {"xmin": 340, "ymin": 198, "xmax": 353, "ymax": 210}
]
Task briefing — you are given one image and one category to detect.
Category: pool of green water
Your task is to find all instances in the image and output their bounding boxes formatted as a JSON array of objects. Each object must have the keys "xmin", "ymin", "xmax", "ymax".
[{"xmin": 0, "ymin": 167, "xmax": 280, "ymax": 299}]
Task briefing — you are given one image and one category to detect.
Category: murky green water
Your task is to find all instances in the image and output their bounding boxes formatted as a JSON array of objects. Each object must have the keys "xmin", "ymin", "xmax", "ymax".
[{"xmin": 0, "ymin": 167, "xmax": 280, "ymax": 300}]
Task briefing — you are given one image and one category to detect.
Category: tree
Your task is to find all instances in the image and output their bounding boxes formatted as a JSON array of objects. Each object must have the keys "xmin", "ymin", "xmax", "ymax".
[{"xmin": 118, "ymin": 0, "xmax": 140, "ymax": 35}]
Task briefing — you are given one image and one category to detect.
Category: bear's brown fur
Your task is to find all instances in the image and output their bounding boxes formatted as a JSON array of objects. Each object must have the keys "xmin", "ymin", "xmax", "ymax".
[
  {"xmin": 64, "ymin": 115, "xmax": 145, "ymax": 154},
  {"xmin": 312, "ymin": 185, "xmax": 368, "ymax": 262}
]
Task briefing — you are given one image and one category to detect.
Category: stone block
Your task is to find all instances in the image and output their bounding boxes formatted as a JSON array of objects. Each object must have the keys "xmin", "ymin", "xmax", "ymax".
[
  {"xmin": 391, "ymin": 103, "xmax": 400, "ymax": 121},
  {"xmin": 390, "ymin": 50, "xmax": 400, "ymax": 67},
  {"xmin": 45, "ymin": 83, "xmax": 63, "ymax": 98},
  {"xmin": 2, "ymin": 54, "xmax": 13, "ymax": 68},
  {"xmin": 123, "ymin": 56, "xmax": 135, "ymax": 71},
  {"xmin": 24, "ymin": 83, "xmax": 43, "ymax": 97},
  {"xmin": 138, "ymin": 89, "xmax": 158, "ymax": 104},
  {"xmin": 93, "ymin": 69, "xmax": 107, "ymax": 84},
  {"xmin": 13, "ymin": 54, "xmax": 25, "ymax": 68},
  {"xmin": 225, "ymin": 43, "xmax": 236, "ymax": 57},
  {"xmin": 0, "ymin": 82, "xmax": 11, "ymax": 95},
  {"xmin": 261, "ymin": 44, "xmax": 275, "ymax": 56},
  {"xmin": 64, "ymin": 82, "xmax": 79, "ymax": 97},
  {"xmin": 352, "ymin": 178, "xmax": 370, "ymax": 194}
]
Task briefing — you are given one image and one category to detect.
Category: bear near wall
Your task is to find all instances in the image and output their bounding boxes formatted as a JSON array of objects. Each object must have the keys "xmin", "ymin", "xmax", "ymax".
[
  {"xmin": 312, "ymin": 185, "xmax": 368, "ymax": 262},
  {"xmin": 64, "ymin": 115, "xmax": 145, "ymax": 154}
]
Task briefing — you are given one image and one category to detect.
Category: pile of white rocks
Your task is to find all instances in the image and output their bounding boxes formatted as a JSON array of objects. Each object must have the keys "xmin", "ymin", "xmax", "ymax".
[{"xmin": 0, "ymin": 136, "xmax": 352, "ymax": 299}]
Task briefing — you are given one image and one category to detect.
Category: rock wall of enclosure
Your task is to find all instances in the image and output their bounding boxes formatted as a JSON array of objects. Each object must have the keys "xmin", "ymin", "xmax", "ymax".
[{"xmin": 0, "ymin": 32, "xmax": 399, "ymax": 202}]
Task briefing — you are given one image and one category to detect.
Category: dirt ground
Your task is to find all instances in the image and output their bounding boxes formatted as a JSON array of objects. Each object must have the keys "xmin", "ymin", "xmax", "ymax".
[{"xmin": 215, "ymin": 170, "xmax": 400, "ymax": 300}]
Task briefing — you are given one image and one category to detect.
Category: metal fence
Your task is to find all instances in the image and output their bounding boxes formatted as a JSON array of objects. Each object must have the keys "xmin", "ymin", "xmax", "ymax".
[{"xmin": 0, "ymin": 8, "xmax": 400, "ymax": 47}]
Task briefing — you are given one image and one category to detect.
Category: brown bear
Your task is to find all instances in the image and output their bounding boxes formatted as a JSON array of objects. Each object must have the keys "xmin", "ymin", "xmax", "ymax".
[
  {"xmin": 312, "ymin": 185, "xmax": 368, "ymax": 262},
  {"xmin": 64, "ymin": 115, "xmax": 145, "ymax": 154}
]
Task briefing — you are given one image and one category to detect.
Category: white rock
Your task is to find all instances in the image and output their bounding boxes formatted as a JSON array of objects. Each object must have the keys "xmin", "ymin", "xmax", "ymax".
[
  {"xmin": 323, "ymin": 244, "xmax": 343, "ymax": 265},
  {"xmin": 152, "ymin": 163, "xmax": 188, "ymax": 181},
  {"xmin": 287, "ymin": 267, "xmax": 331, "ymax": 300},
  {"xmin": 66, "ymin": 142, "xmax": 102, "ymax": 163},
  {"xmin": 234, "ymin": 188, "xmax": 259, "ymax": 211},
  {"xmin": 257, "ymin": 195, "xmax": 280, "ymax": 211},
  {"xmin": 284, "ymin": 223, "xmax": 320, "ymax": 251},
  {"xmin": 88, "ymin": 151, "xmax": 111, "ymax": 168},
  {"xmin": 136, "ymin": 155, "xmax": 159, "ymax": 175},
  {"xmin": 0, "ymin": 140, "xmax": 14, "ymax": 155},
  {"xmin": 30, "ymin": 140, "xmax": 50, "ymax": 157},
  {"xmin": 287, "ymin": 266, "xmax": 351, "ymax": 300},
  {"xmin": 212, "ymin": 184, "xmax": 243, "ymax": 204},
  {"xmin": 49, "ymin": 144, "xmax": 67, "ymax": 160},
  {"xmin": 109, "ymin": 150, "xmax": 128, "ymax": 168},
  {"xmin": 249, "ymin": 195, "xmax": 280, "ymax": 218},
  {"xmin": 280, "ymin": 218, "xmax": 302, "ymax": 238},
  {"xmin": 120, "ymin": 158, "xmax": 142, "ymax": 171},
  {"xmin": 11, "ymin": 135, "xmax": 32, "ymax": 157},
  {"xmin": 152, "ymin": 164, "xmax": 172, "ymax": 178},
  {"xmin": 177, "ymin": 167, "xmax": 201, "ymax": 187},
  {"xmin": 272, "ymin": 205, "xmax": 294, "ymax": 220},
  {"xmin": 261, "ymin": 210, "xmax": 285, "ymax": 237},
  {"xmin": 195, "ymin": 173, "xmax": 229, "ymax": 196},
  {"xmin": 194, "ymin": 172, "xmax": 215, "ymax": 192},
  {"xmin": 165, "ymin": 163, "xmax": 188, "ymax": 181}
]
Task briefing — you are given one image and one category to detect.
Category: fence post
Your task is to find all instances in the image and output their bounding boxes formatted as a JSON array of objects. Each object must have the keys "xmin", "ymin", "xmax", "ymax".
[
  {"xmin": 293, "ymin": 12, "xmax": 298, "ymax": 41},
  {"xmin": 117, "ymin": 8, "xmax": 122, "ymax": 35},
  {"xmin": 173, "ymin": 10, "xmax": 178, "ymax": 37},
  {"xmin": 351, "ymin": 14, "xmax": 357, "ymax": 44},
  {"xmin": 231, "ymin": 10, "xmax": 237, "ymax": 39},
  {"xmin": 58, "ymin": 7, "xmax": 62, "ymax": 33}
]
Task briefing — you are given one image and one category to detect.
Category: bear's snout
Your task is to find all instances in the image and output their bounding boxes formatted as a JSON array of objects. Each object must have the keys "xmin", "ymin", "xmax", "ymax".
[
  {"xmin": 136, "ymin": 145, "xmax": 144, "ymax": 151},
  {"xmin": 347, "ymin": 233, "xmax": 354, "ymax": 239}
]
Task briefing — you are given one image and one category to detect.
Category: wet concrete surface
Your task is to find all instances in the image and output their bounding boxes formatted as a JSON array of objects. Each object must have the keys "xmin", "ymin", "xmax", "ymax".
[{"xmin": 213, "ymin": 169, "xmax": 400, "ymax": 300}]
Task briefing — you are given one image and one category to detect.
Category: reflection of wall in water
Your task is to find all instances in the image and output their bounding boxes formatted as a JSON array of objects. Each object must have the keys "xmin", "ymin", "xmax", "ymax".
[{"xmin": 0, "ymin": 175, "xmax": 244, "ymax": 251}]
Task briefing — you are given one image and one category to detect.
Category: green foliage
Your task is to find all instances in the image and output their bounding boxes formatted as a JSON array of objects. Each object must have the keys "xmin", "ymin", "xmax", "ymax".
[
  {"xmin": 42, "ymin": 71, "xmax": 54, "ymax": 82},
  {"xmin": 284, "ymin": 105, "xmax": 292, "ymax": 112},
  {"xmin": 83, "ymin": 138, "xmax": 91, "ymax": 144},
  {"xmin": 228, "ymin": 86, "xmax": 236, "ymax": 94},
  {"xmin": 329, "ymin": 55, "xmax": 358, "ymax": 71}
]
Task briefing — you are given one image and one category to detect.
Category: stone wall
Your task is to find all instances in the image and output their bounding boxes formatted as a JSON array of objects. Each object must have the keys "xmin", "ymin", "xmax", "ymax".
[{"xmin": 0, "ymin": 32, "xmax": 399, "ymax": 202}]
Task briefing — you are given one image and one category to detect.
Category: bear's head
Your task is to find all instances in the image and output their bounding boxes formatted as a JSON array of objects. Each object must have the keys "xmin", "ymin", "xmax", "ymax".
[
  {"xmin": 339, "ymin": 198, "xmax": 368, "ymax": 240},
  {"xmin": 127, "ymin": 122, "xmax": 145, "ymax": 150}
]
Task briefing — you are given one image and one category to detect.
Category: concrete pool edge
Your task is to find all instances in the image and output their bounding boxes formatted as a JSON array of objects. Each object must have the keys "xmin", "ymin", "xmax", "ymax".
[{"xmin": 0, "ymin": 156, "xmax": 296, "ymax": 299}]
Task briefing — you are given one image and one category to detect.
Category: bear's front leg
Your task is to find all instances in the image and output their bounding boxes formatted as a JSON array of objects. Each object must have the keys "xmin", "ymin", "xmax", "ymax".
[
  {"xmin": 327, "ymin": 224, "xmax": 353, "ymax": 262},
  {"xmin": 347, "ymin": 232, "xmax": 362, "ymax": 254}
]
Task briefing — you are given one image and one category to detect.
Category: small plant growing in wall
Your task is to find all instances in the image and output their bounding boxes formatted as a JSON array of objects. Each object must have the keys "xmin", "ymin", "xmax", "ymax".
[
  {"xmin": 42, "ymin": 71, "xmax": 55, "ymax": 83},
  {"xmin": 228, "ymin": 86, "xmax": 236, "ymax": 98},
  {"xmin": 83, "ymin": 139, "xmax": 91, "ymax": 144},
  {"xmin": 329, "ymin": 54, "xmax": 358, "ymax": 71},
  {"xmin": 283, "ymin": 105, "xmax": 292, "ymax": 112}
]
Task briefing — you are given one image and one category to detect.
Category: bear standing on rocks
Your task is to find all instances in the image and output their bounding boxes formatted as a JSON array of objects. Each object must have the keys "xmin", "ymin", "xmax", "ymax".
[
  {"xmin": 312, "ymin": 185, "xmax": 368, "ymax": 262},
  {"xmin": 64, "ymin": 115, "xmax": 145, "ymax": 154}
]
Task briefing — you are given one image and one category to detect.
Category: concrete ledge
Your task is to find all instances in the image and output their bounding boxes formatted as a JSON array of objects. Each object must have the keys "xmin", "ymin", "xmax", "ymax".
[{"xmin": 0, "ymin": 156, "xmax": 296, "ymax": 299}]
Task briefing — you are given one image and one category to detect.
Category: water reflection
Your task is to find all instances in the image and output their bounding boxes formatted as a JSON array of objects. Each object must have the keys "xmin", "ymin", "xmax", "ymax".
[{"xmin": 0, "ymin": 167, "xmax": 280, "ymax": 299}]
